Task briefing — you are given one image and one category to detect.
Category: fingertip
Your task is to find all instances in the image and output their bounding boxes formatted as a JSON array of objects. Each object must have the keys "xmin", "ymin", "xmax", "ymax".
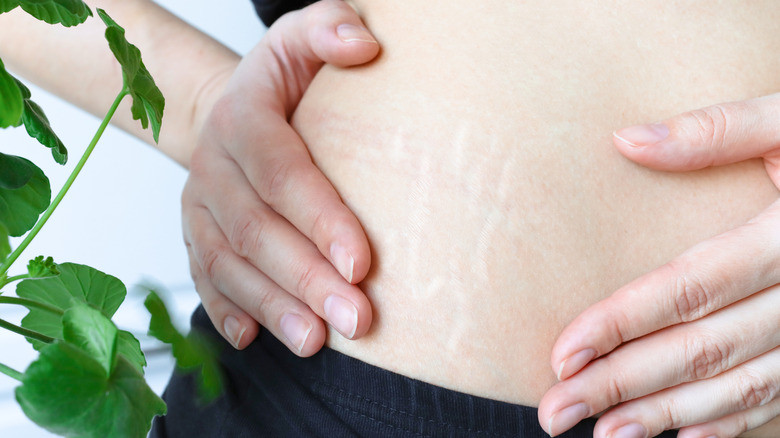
[
  {"xmin": 300, "ymin": 320, "xmax": 327, "ymax": 357},
  {"xmin": 306, "ymin": 1, "xmax": 380, "ymax": 67},
  {"xmin": 351, "ymin": 291, "xmax": 373, "ymax": 339},
  {"xmin": 613, "ymin": 123, "xmax": 671, "ymax": 148},
  {"xmin": 336, "ymin": 23, "xmax": 378, "ymax": 45},
  {"xmin": 213, "ymin": 310, "xmax": 259, "ymax": 350},
  {"xmin": 330, "ymin": 243, "xmax": 356, "ymax": 284},
  {"xmin": 612, "ymin": 123, "xmax": 684, "ymax": 170},
  {"xmin": 224, "ymin": 315, "xmax": 249, "ymax": 349},
  {"xmin": 550, "ymin": 317, "xmax": 600, "ymax": 380},
  {"xmin": 284, "ymin": 313, "xmax": 327, "ymax": 357},
  {"xmin": 321, "ymin": 23, "xmax": 380, "ymax": 67},
  {"xmin": 556, "ymin": 348, "xmax": 598, "ymax": 381},
  {"xmin": 324, "ymin": 217, "xmax": 371, "ymax": 284}
]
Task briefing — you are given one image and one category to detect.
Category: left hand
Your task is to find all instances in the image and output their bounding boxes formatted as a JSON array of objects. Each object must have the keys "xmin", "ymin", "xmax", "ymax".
[{"xmin": 538, "ymin": 94, "xmax": 780, "ymax": 438}]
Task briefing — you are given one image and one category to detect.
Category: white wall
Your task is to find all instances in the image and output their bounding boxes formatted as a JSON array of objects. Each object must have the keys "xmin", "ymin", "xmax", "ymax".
[{"xmin": 0, "ymin": 1, "xmax": 266, "ymax": 436}]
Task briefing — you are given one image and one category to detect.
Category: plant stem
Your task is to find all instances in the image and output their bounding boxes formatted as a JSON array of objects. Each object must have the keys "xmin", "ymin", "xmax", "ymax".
[
  {"xmin": 0, "ymin": 318, "xmax": 54, "ymax": 344},
  {"xmin": 0, "ymin": 296, "xmax": 63, "ymax": 316},
  {"xmin": 0, "ymin": 362, "xmax": 24, "ymax": 382},
  {"xmin": 0, "ymin": 89, "xmax": 129, "ymax": 277},
  {"xmin": 0, "ymin": 273, "xmax": 30, "ymax": 288}
]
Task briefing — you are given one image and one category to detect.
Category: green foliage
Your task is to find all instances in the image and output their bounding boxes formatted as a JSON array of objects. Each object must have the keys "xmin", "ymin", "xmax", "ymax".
[
  {"xmin": 0, "ymin": 6, "xmax": 213, "ymax": 437},
  {"xmin": 15, "ymin": 79, "xmax": 68, "ymax": 164},
  {"xmin": 16, "ymin": 264, "xmax": 134, "ymax": 362},
  {"xmin": 0, "ymin": 223, "xmax": 9, "ymax": 262},
  {"xmin": 145, "ymin": 291, "xmax": 222, "ymax": 400},
  {"xmin": 16, "ymin": 341, "xmax": 165, "ymax": 438},
  {"xmin": 98, "ymin": 9, "xmax": 164, "ymax": 143},
  {"xmin": 0, "ymin": 58, "xmax": 23, "ymax": 128},
  {"xmin": 117, "ymin": 329, "xmax": 146, "ymax": 374},
  {"xmin": 26, "ymin": 255, "xmax": 59, "ymax": 279},
  {"xmin": 0, "ymin": 151, "xmax": 34, "ymax": 189},
  {"xmin": 0, "ymin": 0, "xmax": 92, "ymax": 27},
  {"xmin": 0, "ymin": 154, "xmax": 51, "ymax": 237},
  {"xmin": 61, "ymin": 304, "xmax": 117, "ymax": 375}
]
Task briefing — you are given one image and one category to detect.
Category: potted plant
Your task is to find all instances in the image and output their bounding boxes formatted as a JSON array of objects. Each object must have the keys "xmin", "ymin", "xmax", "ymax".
[{"xmin": 0, "ymin": 2, "xmax": 216, "ymax": 436}]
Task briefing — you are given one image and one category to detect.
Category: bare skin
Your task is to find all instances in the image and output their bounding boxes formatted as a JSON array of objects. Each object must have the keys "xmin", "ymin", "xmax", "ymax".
[{"xmin": 292, "ymin": 0, "xmax": 780, "ymax": 422}]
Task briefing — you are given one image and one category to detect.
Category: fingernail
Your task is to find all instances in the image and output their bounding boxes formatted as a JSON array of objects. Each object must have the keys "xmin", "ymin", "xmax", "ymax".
[
  {"xmin": 330, "ymin": 244, "xmax": 355, "ymax": 283},
  {"xmin": 337, "ymin": 23, "xmax": 377, "ymax": 44},
  {"xmin": 548, "ymin": 403, "xmax": 589, "ymax": 436},
  {"xmin": 280, "ymin": 313, "xmax": 312, "ymax": 353},
  {"xmin": 324, "ymin": 295, "xmax": 358, "ymax": 339},
  {"xmin": 224, "ymin": 315, "xmax": 247, "ymax": 349},
  {"xmin": 610, "ymin": 423, "xmax": 648, "ymax": 438},
  {"xmin": 557, "ymin": 348, "xmax": 597, "ymax": 380},
  {"xmin": 613, "ymin": 123, "xmax": 670, "ymax": 147}
]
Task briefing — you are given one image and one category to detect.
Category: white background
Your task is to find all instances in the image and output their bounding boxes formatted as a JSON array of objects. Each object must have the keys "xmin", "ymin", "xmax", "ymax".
[{"xmin": 0, "ymin": 1, "xmax": 266, "ymax": 436}]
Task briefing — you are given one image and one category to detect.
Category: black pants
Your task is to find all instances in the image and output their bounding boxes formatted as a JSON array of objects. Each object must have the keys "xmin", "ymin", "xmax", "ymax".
[{"xmin": 150, "ymin": 306, "xmax": 676, "ymax": 437}]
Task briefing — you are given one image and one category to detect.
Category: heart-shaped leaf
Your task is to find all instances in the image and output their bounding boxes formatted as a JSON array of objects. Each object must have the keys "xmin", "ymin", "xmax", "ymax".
[{"xmin": 0, "ymin": 155, "xmax": 51, "ymax": 237}]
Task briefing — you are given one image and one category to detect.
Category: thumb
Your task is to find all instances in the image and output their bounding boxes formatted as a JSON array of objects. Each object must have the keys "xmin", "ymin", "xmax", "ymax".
[
  {"xmin": 269, "ymin": 0, "xmax": 380, "ymax": 69},
  {"xmin": 613, "ymin": 93, "xmax": 780, "ymax": 172}
]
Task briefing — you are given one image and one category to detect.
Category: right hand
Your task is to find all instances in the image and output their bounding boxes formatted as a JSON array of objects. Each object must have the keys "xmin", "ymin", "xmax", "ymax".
[{"xmin": 181, "ymin": 0, "xmax": 380, "ymax": 356}]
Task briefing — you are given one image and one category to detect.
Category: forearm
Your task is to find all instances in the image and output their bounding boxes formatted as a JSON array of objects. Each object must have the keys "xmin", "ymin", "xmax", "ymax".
[{"xmin": 0, "ymin": 0, "xmax": 241, "ymax": 167}]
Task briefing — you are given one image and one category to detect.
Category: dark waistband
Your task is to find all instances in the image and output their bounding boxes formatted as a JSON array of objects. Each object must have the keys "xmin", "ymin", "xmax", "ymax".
[{"xmin": 156, "ymin": 306, "xmax": 676, "ymax": 437}]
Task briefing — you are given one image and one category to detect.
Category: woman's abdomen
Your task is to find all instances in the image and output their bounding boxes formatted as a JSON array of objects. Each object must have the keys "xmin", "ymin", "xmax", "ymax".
[{"xmin": 291, "ymin": 0, "xmax": 780, "ymax": 406}]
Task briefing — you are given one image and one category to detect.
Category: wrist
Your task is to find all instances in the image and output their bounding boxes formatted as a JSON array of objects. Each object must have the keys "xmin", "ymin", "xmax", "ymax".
[{"xmin": 178, "ymin": 61, "xmax": 238, "ymax": 168}]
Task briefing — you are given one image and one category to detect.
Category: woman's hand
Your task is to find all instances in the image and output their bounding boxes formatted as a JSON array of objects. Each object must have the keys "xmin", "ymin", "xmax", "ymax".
[
  {"xmin": 182, "ymin": 0, "xmax": 379, "ymax": 356},
  {"xmin": 538, "ymin": 94, "xmax": 780, "ymax": 437}
]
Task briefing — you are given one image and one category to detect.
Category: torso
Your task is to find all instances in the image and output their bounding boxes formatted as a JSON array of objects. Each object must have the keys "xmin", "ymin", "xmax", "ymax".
[{"xmin": 292, "ymin": 0, "xmax": 780, "ymax": 408}]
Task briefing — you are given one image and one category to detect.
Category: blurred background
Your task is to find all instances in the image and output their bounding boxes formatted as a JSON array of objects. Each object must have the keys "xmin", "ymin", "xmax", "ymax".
[{"xmin": 0, "ymin": 1, "xmax": 266, "ymax": 435}]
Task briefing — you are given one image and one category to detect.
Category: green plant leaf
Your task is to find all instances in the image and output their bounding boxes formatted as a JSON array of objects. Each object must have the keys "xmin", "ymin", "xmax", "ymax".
[
  {"xmin": 0, "ymin": 0, "xmax": 18, "ymax": 13},
  {"xmin": 62, "ymin": 303, "xmax": 117, "ymax": 376},
  {"xmin": 117, "ymin": 330, "xmax": 146, "ymax": 374},
  {"xmin": 26, "ymin": 255, "xmax": 59, "ymax": 278},
  {"xmin": 145, "ymin": 291, "xmax": 222, "ymax": 399},
  {"xmin": 145, "ymin": 291, "xmax": 182, "ymax": 345},
  {"xmin": 0, "ymin": 155, "xmax": 50, "ymax": 237},
  {"xmin": 97, "ymin": 9, "xmax": 164, "ymax": 143},
  {"xmin": 0, "ymin": 58, "xmax": 23, "ymax": 128},
  {"xmin": 0, "ymin": 223, "xmax": 10, "ymax": 263},
  {"xmin": 17, "ymin": 263, "xmax": 126, "ymax": 350},
  {"xmin": 14, "ymin": 79, "xmax": 68, "ymax": 164},
  {"xmin": 16, "ymin": 342, "xmax": 166, "ymax": 438},
  {"xmin": 0, "ymin": 152, "xmax": 34, "ymax": 189},
  {"xmin": 0, "ymin": 0, "xmax": 92, "ymax": 27}
]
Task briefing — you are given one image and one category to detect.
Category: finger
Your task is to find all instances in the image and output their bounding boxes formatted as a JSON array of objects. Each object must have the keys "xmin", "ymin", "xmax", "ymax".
[
  {"xmin": 677, "ymin": 398, "xmax": 780, "ymax": 438},
  {"xmin": 185, "ymin": 245, "xmax": 259, "ymax": 350},
  {"xmin": 225, "ymin": 115, "xmax": 372, "ymax": 285},
  {"xmin": 270, "ymin": 0, "xmax": 380, "ymax": 69},
  {"xmin": 539, "ymin": 285, "xmax": 780, "ymax": 436},
  {"xmin": 183, "ymin": 202, "xmax": 327, "ymax": 357},
  {"xmin": 188, "ymin": 144, "xmax": 372, "ymax": 340},
  {"xmin": 592, "ymin": 346, "xmax": 780, "ymax": 438},
  {"xmin": 612, "ymin": 93, "xmax": 780, "ymax": 176},
  {"xmin": 551, "ymin": 198, "xmax": 780, "ymax": 381},
  {"xmin": 213, "ymin": 0, "xmax": 378, "ymax": 285}
]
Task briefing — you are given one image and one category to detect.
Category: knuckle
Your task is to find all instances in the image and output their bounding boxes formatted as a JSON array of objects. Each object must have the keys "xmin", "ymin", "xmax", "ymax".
[
  {"xmin": 247, "ymin": 285, "xmax": 276, "ymax": 327},
  {"xmin": 670, "ymin": 263, "xmax": 716, "ymax": 322},
  {"xmin": 260, "ymin": 157, "xmax": 297, "ymax": 209},
  {"xmin": 686, "ymin": 105, "xmax": 730, "ymax": 150},
  {"xmin": 736, "ymin": 373, "xmax": 777, "ymax": 411},
  {"xmin": 683, "ymin": 333, "xmax": 731, "ymax": 380},
  {"xmin": 228, "ymin": 209, "xmax": 269, "ymax": 258},
  {"xmin": 294, "ymin": 263, "xmax": 320, "ymax": 300},
  {"xmin": 659, "ymin": 399, "xmax": 681, "ymax": 430},
  {"xmin": 603, "ymin": 369, "xmax": 629, "ymax": 406},
  {"xmin": 308, "ymin": 207, "xmax": 331, "ymax": 246},
  {"xmin": 199, "ymin": 244, "xmax": 232, "ymax": 282}
]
